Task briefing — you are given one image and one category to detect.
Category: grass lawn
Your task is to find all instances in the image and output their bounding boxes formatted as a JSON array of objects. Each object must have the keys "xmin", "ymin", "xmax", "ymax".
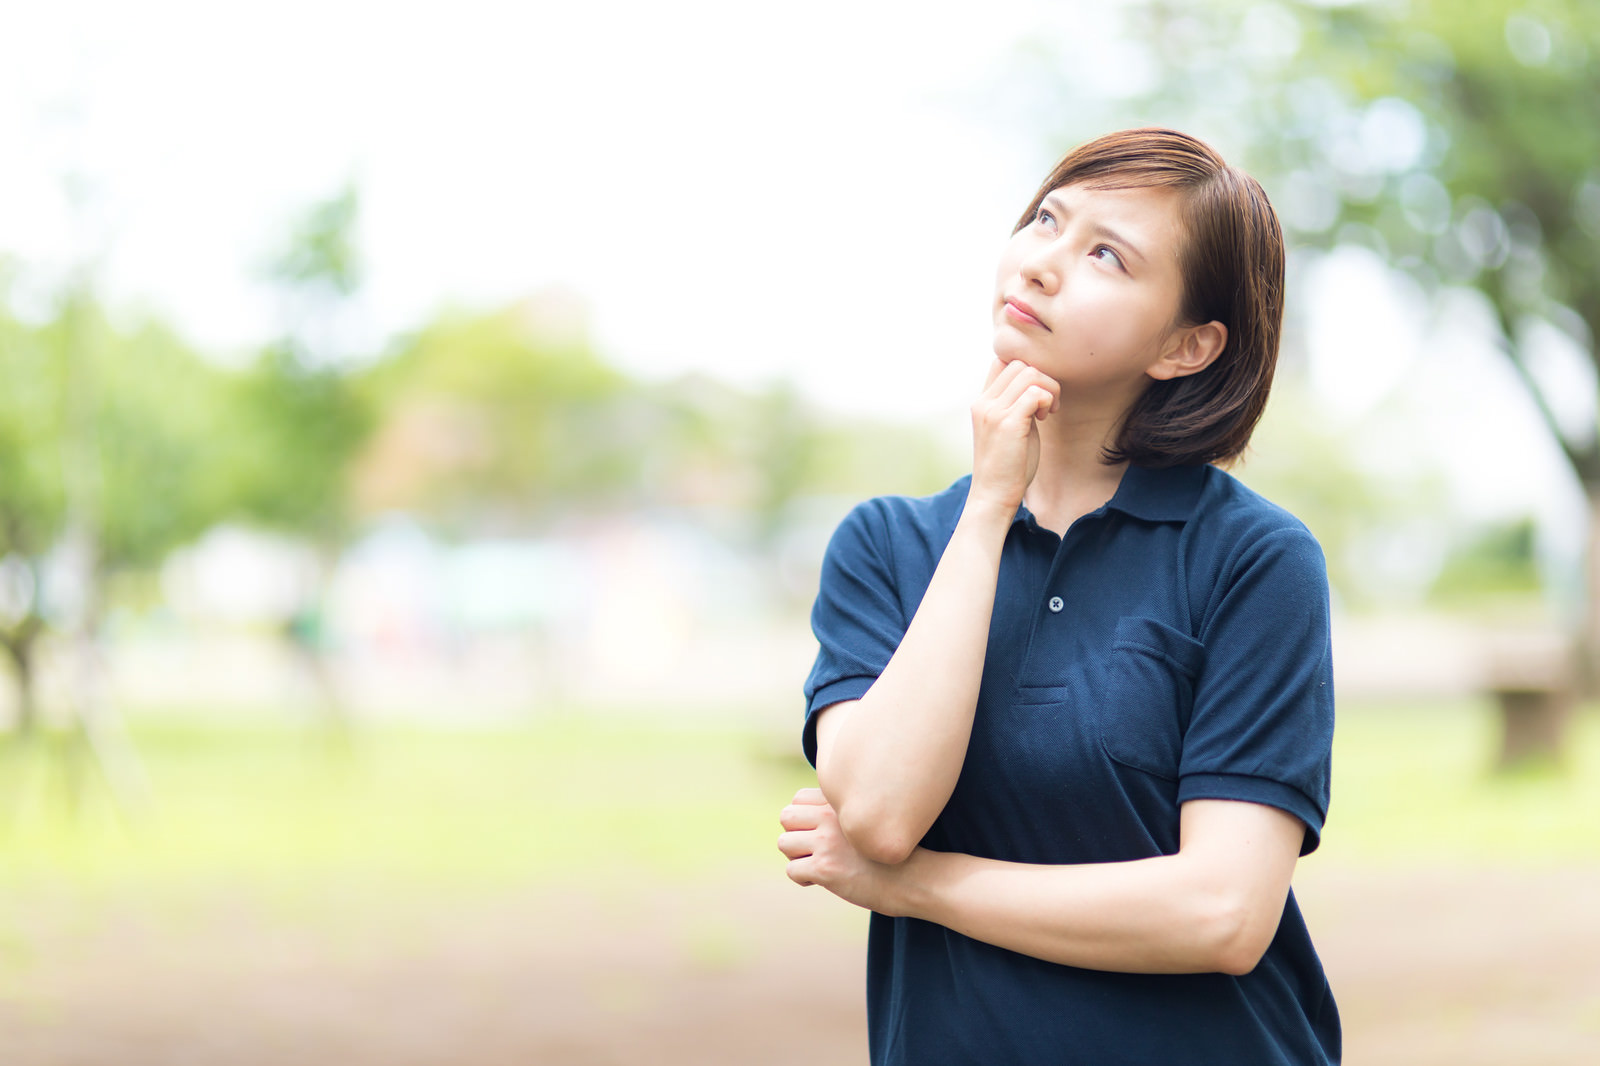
[
  {"xmin": 0, "ymin": 713, "xmax": 815, "ymax": 902},
  {"xmin": 3, "ymin": 699, "xmax": 1595, "ymax": 1066},
  {"xmin": 1322, "ymin": 698, "xmax": 1600, "ymax": 865},
  {"xmin": 1, "ymin": 697, "xmax": 1596, "ymax": 906}
]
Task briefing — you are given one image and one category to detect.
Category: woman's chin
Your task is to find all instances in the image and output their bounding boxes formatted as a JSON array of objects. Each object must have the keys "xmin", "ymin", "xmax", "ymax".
[{"xmin": 991, "ymin": 333, "xmax": 1030, "ymax": 364}]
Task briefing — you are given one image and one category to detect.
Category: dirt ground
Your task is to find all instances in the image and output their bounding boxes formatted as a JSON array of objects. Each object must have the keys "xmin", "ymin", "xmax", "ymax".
[{"xmin": 1, "ymin": 863, "xmax": 1596, "ymax": 1065}]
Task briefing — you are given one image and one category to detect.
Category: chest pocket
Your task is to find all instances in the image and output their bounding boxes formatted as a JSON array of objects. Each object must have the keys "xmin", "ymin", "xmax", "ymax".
[{"xmin": 1098, "ymin": 615, "xmax": 1206, "ymax": 780}]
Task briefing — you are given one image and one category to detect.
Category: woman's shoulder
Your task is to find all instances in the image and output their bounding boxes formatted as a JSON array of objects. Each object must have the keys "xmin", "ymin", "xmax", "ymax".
[
  {"xmin": 1181, "ymin": 467, "xmax": 1332, "ymax": 634},
  {"xmin": 842, "ymin": 475, "xmax": 972, "ymax": 525},
  {"xmin": 1195, "ymin": 465, "xmax": 1318, "ymax": 541},
  {"xmin": 829, "ymin": 476, "xmax": 973, "ymax": 556},
  {"xmin": 1190, "ymin": 465, "xmax": 1327, "ymax": 573}
]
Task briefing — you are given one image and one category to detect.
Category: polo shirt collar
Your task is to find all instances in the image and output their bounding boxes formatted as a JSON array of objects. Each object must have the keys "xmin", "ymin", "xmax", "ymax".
[
  {"xmin": 1012, "ymin": 463, "xmax": 1205, "ymax": 526},
  {"xmin": 1104, "ymin": 463, "xmax": 1206, "ymax": 522}
]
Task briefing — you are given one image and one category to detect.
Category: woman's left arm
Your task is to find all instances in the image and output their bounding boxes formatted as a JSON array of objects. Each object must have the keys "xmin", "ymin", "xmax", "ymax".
[{"xmin": 778, "ymin": 791, "xmax": 1303, "ymax": 976}]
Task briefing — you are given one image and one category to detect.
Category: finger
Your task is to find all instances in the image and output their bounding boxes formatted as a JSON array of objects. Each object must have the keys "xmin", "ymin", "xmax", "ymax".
[
  {"xmin": 791, "ymin": 787, "xmax": 827, "ymax": 805},
  {"xmin": 786, "ymin": 856, "xmax": 816, "ymax": 887},
  {"xmin": 991, "ymin": 363, "xmax": 1057, "ymax": 412},
  {"xmin": 979, "ymin": 357, "xmax": 1028, "ymax": 402},
  {"xmin": 985, "ymin": 381, "xmax": 1057, "ymax": 435},
  {"xmin": 779, "ymin": 803, "xmax": 825, "ymax": 831},
  {"xmin": 1008, "ymin": 364, "xmax": 1060, "ymax": 408},
  {"xmin": 1022, "ymin": 384, "xmax": 1057, "ymax": 421},
  {"xmin": 972, "ymin": 361, "xmax": 1024, "ymax": 409},
  {"xmin": 777, "ymin": 830, "xmax": 815, "ymax": 859}
]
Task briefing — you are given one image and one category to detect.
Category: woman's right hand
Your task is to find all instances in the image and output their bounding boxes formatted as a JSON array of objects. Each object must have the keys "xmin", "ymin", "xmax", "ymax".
[{"xmin": 969, "ymin": 358, "xmax": 1060, "ymax": 514}]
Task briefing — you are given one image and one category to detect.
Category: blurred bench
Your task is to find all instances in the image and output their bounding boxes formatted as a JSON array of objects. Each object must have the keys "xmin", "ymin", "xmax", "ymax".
[{"xmin": 1484, "ymin": 632, "xmax": 1577, "ymax": 771}]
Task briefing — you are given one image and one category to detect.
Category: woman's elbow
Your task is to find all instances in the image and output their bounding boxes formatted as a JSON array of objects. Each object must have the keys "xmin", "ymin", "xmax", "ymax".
[
  {"xmin": 817, "ymin": 769, "xmax": 922, "ymax": 866},
  {"xmin": 1214, "ymin": 934, "xmax": 1270, "ymax": 977},
  {"xmin": 837, "ymin": 804, "xmax": 920, "ymax": 866},
  {"xmin": 1198, "ymin": 891, "xmax": 1280, "ymax": 977}
]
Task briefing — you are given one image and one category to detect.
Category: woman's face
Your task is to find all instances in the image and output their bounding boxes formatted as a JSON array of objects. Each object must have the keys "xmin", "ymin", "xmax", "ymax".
[{"xmin": 992, "ymin": 182, "xmax": 1196, "ymax": 408}]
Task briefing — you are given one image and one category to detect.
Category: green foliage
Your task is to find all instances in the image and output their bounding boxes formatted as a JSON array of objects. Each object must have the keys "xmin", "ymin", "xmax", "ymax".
[
  {"xmin": 358, "ymin": 300, "xmax": 955, "ymax": 539},
  {"xmin": 358, "ymin": 303, "xmax": 632, "ymax": 529},
  {"xmin": 0, "ymin": 303, "xmax": 66, "ymax": 560},
  {"xmin": 1429, "ymin": 516, "xmax": 1544, "ymax": 608},
  {"xmin": 0, "ymin": 184, "xmax": 376, "ymax": 583},
  {"xmin": 1231, "ymin": 382, "xmax": 1451, "ymax": 608},
  {"xmin": 225, "ymin": 184, "xmax": 377, "ymax": 544},
  {"xmin": 1, "ymin": 179, "xmax": 952, "ymax": 599},
  {"xmin": 0, "ymin": 294, "xmax": 235, "ymax": 575},
  {"xmin": 631, "ymin": 374, "xmax": 955, "ymax": 538},
  {"xmin": 803, "ymin": 416, "xmax": 962, "ymax": 504},
  {"xmin": 262, "ymin": 182, "xmax": 362, "ymax": 302},
  {"xmin": 84, "ymin": 315, "xmax": 239, "ymax": 570},
  {"xmin": 223, "ymin": 343, "xmax": 374, "ymax": 541}
]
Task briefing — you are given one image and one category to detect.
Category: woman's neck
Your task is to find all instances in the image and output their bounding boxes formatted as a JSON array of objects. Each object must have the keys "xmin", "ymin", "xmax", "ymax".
[{"xmin": 1022, "ymin": 405, "xmax": 1130, "ymax": 536}]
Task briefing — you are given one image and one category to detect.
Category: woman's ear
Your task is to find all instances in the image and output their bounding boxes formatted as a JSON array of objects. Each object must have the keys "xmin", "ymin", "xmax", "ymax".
[{"xmin": 1148, "ymin": 321, "xmax": 1227, "ymax": 381}]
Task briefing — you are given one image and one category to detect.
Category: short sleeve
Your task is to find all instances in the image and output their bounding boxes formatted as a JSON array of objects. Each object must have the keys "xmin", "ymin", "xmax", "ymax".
[
  {"xmin": 1178, "ymin": 526, "xmax": 1335, "ymax": 854},
  {"xmin": 801, "ymin": 501, "xmax": 908, "ymax": 767}
]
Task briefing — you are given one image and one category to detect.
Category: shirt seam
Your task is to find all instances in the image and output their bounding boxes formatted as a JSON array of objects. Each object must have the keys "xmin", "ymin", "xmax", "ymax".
[
  {"xmin": 1201, "ymin": 524, "xmax": 1320, "ymax": 642},
  {"xmin": 870, "ymin": 499, "xmax": 909, "ymax": 633}
]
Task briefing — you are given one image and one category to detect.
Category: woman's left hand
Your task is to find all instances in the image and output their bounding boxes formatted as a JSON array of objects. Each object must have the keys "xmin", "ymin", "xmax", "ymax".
[{"xmin": 778, "ymin": 788, "xmax": 904, "ymax": 915}]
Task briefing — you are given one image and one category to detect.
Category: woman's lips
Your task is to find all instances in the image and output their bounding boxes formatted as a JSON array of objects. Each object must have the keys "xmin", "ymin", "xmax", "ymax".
[{"xmin": 1004, "ymin": 297, "xmax": 1048, "ymax": 330}]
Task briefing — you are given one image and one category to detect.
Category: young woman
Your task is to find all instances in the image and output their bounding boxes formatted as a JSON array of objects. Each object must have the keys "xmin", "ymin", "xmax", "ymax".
[{"xmin": 778, "ymin": 128, "xmax": 1339, "ymax": 1064}]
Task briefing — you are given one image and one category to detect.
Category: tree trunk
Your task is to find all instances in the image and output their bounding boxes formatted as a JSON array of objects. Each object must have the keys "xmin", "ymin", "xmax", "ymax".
[
  {"xmin": 299, "ymin": 543, "xmax": 352, "ymax": 756},
  {"xmin": 68, "ymin": 595, "xmax": 151, "ymax": 818},
  {"xmin": 0, "ymin": 620, "xmax": 41, "ymax": 739},
  {"xmin": 1583, "ymin": 486, "xmax": 1600, "ymax": 698},
  {"xmin": 1493, "ymin": 685, "xmax": 1576, "ymax": 770}
]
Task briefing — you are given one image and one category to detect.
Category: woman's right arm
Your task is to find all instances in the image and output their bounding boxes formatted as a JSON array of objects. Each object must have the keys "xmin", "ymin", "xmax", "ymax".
[{"xmin": 814, "ymin": 359, "xmax": 1059, "ymax": 865}]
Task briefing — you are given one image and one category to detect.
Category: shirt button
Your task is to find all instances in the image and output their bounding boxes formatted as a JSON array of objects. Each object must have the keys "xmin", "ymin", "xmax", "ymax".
[{"xmin": 1047, "ymin": 596, "xmax": 1064, "ymax": 613}]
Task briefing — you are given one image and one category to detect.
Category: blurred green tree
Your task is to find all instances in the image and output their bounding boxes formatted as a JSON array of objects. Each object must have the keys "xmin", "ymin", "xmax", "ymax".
[
  {"xmin": 84, "ymin": 312, "xmax": 238, "ymax": 573},
  {"xmin": 0, "ymin": 286, "xmax": 234, "ymax": 737},
  {"xmin": 0, "ymin": 281, "xmax": 66, "ymax": 735},
  {"xmin": 1431, "ymin": 516, "xmax": 1544, "ymax": 609},
  {"xmin": 354, "ymin": 296, "xmax": 630, "ymax": 533},
  {"xmin": 219, "ymin": 185, "xmax": 377, "ymax": 738},
  {"xmin": 357, "ymin": 297, "xmax": 957, "ymax": 548},
  {"xmin": 229, "ymin": 183, "xmax": 374, "ymax": 543}
]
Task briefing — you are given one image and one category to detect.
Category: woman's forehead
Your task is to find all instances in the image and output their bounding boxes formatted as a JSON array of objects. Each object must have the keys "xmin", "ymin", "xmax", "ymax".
[
  {"xmin": 1043, "ymin": 183, "xmax": 1187, "ymax": 257},
  {"xmin": 1045, "ymin": 182, "xmax": 1183, "ymax": 223}
]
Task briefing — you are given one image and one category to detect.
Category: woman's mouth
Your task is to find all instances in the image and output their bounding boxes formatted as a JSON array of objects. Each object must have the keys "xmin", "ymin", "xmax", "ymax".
[{"xmin": 1003, "ymin": 298, "xmax": 1048, "ymax": 330}]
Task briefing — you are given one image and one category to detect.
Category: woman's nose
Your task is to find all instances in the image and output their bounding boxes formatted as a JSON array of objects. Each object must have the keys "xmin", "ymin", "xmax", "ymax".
[{"xmin": 1019, "ymin": 242, "xmax": 1062, "ymax": 293}]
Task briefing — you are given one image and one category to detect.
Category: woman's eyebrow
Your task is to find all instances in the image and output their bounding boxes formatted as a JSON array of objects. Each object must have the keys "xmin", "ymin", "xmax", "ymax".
[{"xmin": 1041, "ymin": 192, "xmax": 1148, "ymax": 264}]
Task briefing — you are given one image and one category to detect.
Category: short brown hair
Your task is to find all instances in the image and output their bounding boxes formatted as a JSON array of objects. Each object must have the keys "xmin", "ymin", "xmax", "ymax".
[{"xmin": 1014, "ymin": 128, "xmax": 1285, "ymax": 468}]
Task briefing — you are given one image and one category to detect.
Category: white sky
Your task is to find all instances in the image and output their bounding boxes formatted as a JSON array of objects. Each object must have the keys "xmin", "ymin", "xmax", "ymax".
[
  {"xmin": 0, "ymin": 0, "xmax": 1042, "ymax": 412},
  {"xmin": 0, "ymin": 0, "xmax": 1582, "ymax": 546}
]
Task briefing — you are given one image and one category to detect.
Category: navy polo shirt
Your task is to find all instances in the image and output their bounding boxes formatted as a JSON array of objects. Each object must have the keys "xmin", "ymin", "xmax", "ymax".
[{"xmin": 803, "ymin": 464, "xmax": 1339, "ymax": 1066}]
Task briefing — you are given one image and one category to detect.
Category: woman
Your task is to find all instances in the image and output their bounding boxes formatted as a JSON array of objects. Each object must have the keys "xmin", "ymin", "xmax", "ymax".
[{"xmin": 778, "ymin": 128, "xmax": 1339, "ymax": 1064}]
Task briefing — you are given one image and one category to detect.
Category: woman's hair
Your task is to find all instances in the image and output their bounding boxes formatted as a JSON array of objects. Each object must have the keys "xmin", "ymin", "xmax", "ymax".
[{"xmin": 1013, "ymin": 128, "xmax": 1285, "ymax": 468}]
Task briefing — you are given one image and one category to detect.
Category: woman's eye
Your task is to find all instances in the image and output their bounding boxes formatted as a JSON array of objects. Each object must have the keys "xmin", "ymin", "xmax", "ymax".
[
  {"xmin": 1092, "ymin": 245, "xmax": 1124, "ymax": 269},
  {"xmin": 1034, "ymin": 208, "xmax": 1056, "ymax": 229}
]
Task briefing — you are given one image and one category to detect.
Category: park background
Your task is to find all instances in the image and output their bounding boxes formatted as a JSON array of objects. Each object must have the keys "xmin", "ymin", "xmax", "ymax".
[{"xmin": 1, "ymin": 0, "xmax": 1597, "ymax": 1061}]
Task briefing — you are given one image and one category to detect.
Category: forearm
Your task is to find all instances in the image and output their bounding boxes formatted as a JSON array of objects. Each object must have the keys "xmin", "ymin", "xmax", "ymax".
[
  {"xmin": 817, "ymin": 496, "xmax": 1013, "ymax": 863},
  {"xmin": 783, "ymin": 792, "xmax": 1301, "ymax": 975},
  {"xmin": 889, "ymin": 846, "xmax": 1279, "ymax": 977}
]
